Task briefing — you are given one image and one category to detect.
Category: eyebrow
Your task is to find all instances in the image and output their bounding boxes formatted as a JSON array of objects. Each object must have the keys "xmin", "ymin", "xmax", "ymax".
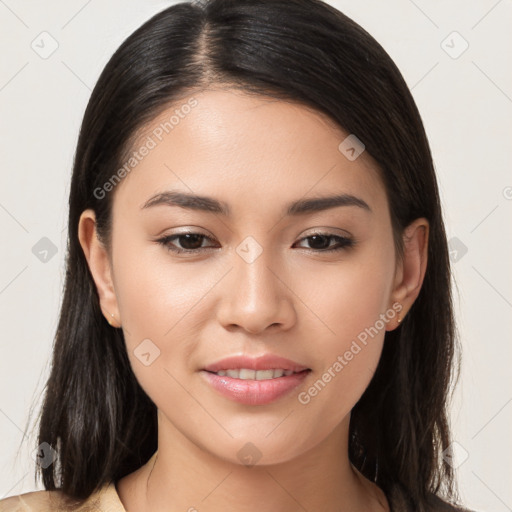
[{"xmin": 141, "ymin": 190, "xmax": 371, "ymax": 216}]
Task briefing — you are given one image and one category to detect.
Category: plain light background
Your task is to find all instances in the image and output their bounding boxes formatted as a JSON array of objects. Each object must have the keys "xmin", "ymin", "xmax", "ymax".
[{"xmin": 0, "ymin": 1, "xmax": 511, "ymax": 510}]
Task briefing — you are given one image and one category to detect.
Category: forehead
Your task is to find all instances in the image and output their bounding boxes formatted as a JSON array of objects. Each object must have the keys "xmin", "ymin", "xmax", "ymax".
[{"xmin": 112, "ymin": 88, "xmax": 386, "ymax": 216}]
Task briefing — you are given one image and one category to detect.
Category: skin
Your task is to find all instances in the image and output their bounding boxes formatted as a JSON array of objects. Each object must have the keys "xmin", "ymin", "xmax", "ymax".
[{"xmin": 78, "ymin": 88, "xmax": 429, "ymax": 512}]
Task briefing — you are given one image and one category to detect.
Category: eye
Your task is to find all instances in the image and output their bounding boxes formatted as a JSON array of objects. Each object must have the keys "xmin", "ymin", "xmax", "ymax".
[
  {"xmin": 293, "ymin": 232, "xmax": 355, "ymax": 252},
  {"xmin": 156, "ymin": 232, "xmax": 218, "ymax": 254}
]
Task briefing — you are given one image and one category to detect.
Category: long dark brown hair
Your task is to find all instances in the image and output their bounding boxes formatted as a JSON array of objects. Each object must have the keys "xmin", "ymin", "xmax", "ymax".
[{"xmin": 23, "ymin": 0, "xmax": 461, "ymax": 509}]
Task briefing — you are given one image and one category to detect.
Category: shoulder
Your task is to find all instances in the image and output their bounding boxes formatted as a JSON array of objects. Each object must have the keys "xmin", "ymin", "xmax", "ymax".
[
  {"xmin": 0, "ymin": 489, "xmax": 64, "ymax": 512},
  {"xmin": 0, "ymin": 483, "xmax": 123, "ymax": 512}
]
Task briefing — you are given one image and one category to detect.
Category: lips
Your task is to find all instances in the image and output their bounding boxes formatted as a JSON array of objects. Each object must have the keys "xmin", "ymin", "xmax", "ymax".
[{"xmin": 200, "ymin": 354, "xmax": 311, "ymax": 405}]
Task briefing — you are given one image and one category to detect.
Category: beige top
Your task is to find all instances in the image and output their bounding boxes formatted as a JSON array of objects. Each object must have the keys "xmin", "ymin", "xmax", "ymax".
[{"xmin": 0, "ymin": 483, "xmax": 125, "ymax": 512}]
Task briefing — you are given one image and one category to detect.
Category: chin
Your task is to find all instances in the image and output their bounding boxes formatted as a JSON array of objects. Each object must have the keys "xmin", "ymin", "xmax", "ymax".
[{"xmin": 199, "ymin": 430, "xmax": 319, "ymax": 469}]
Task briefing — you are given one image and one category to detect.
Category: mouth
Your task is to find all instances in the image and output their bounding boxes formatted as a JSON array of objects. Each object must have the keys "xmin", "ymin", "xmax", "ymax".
[
  {"xmin": 200, "ymin": 354, "xmax": 311, "ymax": 405},
  {"xmin": 200, "ymin": 367, "xmax": 312, "ymax": 405}
]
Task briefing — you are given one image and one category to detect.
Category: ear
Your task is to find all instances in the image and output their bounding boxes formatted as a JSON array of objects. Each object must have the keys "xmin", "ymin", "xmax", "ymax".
[
  {"xmin": 77, "ymin": 209, "xmax": 121, "ymax": 328},
  {"xmin": 386, "ymin": 217, "xmax": 429, "ymax": 331}
]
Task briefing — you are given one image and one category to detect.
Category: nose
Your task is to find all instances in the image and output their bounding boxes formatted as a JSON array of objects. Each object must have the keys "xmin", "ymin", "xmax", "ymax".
[{"xmin": 216, "ymin": 246, "xmax": 297, "ymax": 335}]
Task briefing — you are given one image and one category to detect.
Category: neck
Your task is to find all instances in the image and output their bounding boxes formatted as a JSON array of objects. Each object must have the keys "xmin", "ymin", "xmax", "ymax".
[{"xmin": 116, "ymin": 412, "xmax": 388, "ymax": 512}]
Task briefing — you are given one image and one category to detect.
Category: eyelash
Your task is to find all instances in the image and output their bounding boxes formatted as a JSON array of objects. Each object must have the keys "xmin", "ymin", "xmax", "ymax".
[{"xmin": 156, "ymin": 231, "xmax": 355, "ymax": 255}]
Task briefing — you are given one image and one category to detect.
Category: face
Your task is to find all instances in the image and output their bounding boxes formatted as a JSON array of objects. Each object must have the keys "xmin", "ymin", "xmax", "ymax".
[{"xmin": 83, "ymin": 88, "xmax": 410, "ymax": 466}]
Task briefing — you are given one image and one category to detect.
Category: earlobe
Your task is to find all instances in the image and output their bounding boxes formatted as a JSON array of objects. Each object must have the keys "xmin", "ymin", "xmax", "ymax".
[
  {"xmin": 77, "ymin": 209, "xmax": 122, "ymax": 328},
  {"xmin": 386, "ymin": 218, "xmax": 429, "ymax": 331}
]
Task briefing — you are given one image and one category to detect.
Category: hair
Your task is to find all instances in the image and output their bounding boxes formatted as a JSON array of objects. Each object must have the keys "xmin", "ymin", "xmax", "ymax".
[{"xmin": 26, "ymin": 0, "xmax": 461, "ymax": 510}]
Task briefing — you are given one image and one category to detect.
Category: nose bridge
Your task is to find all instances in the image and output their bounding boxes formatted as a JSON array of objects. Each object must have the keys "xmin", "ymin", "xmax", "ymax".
[
  {"xmin": 218, "ymin": 235, "xmax": 295, "ymax": 333},
  {"xmin": 236, "ymin": 236, "xmax": 278, "ymax": 301}
]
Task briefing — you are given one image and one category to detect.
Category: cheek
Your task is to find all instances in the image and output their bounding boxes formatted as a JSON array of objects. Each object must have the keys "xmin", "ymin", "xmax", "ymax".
[
  {"xmin": 305, "ymin": 249, "xmax": 395, "ymax": 346},
  {"xmin": 111, "ymin": 239, "xmax": 227, "ymax": 389},
  {"xmin": 294, "ymin": 248, "xmax": 395, "ymax": 412},
  {"xmin": 112, "ymin": 233, "xmax": 209, "ymax": 339},
  {"xmin": 112, "ymin": 256, "xmax": 202, "ymax": 410}
]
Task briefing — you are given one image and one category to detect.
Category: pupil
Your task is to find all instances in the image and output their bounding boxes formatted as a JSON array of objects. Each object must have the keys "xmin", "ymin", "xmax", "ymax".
[
  {"xmin": 309, "ymin": 235, "xmax": 329, "ymax": 249},
  {"xmin": 181, "ymin": 234, "xmax": 203, "ymax": 249}
]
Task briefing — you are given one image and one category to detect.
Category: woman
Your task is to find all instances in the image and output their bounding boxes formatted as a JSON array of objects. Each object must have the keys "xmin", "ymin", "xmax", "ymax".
[{"xmin": 0, "ymin": 0, "xmax": 476, "ymax": 510}]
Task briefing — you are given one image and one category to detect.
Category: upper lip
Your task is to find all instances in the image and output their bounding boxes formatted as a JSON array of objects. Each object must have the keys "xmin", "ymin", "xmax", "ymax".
[{"xmin": 203, "ymin": 354, "xmax": 310, "ymax": 373}]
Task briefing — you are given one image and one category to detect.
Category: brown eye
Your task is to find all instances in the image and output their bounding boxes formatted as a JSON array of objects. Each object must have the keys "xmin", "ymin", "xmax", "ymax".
[
  {"xmin": 294, "ymin": 233, "xmax": 355, "ymax": 252},
  {"xmin": 157, "ymin": 232, "xmax": 217, "ymax": 254}
]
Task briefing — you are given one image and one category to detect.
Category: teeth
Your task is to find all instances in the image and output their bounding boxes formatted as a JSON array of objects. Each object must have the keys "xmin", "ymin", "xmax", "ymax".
[
  {"xmin": 239, "ymin": 369, "xmax": 256, "ymax": 380},
  {"xmin": 214, "ymin": 368, "xmax": 298, "ymax": 380},
  {"xmin": 255, "ymin": 369, "xmax": 274, "ymax": 380}
]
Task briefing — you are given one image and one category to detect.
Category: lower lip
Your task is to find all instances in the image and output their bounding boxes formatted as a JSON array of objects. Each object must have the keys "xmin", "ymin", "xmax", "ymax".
[{"xmin": 200, "ymin": 370, "xmax": 310, "ymax": 405}]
